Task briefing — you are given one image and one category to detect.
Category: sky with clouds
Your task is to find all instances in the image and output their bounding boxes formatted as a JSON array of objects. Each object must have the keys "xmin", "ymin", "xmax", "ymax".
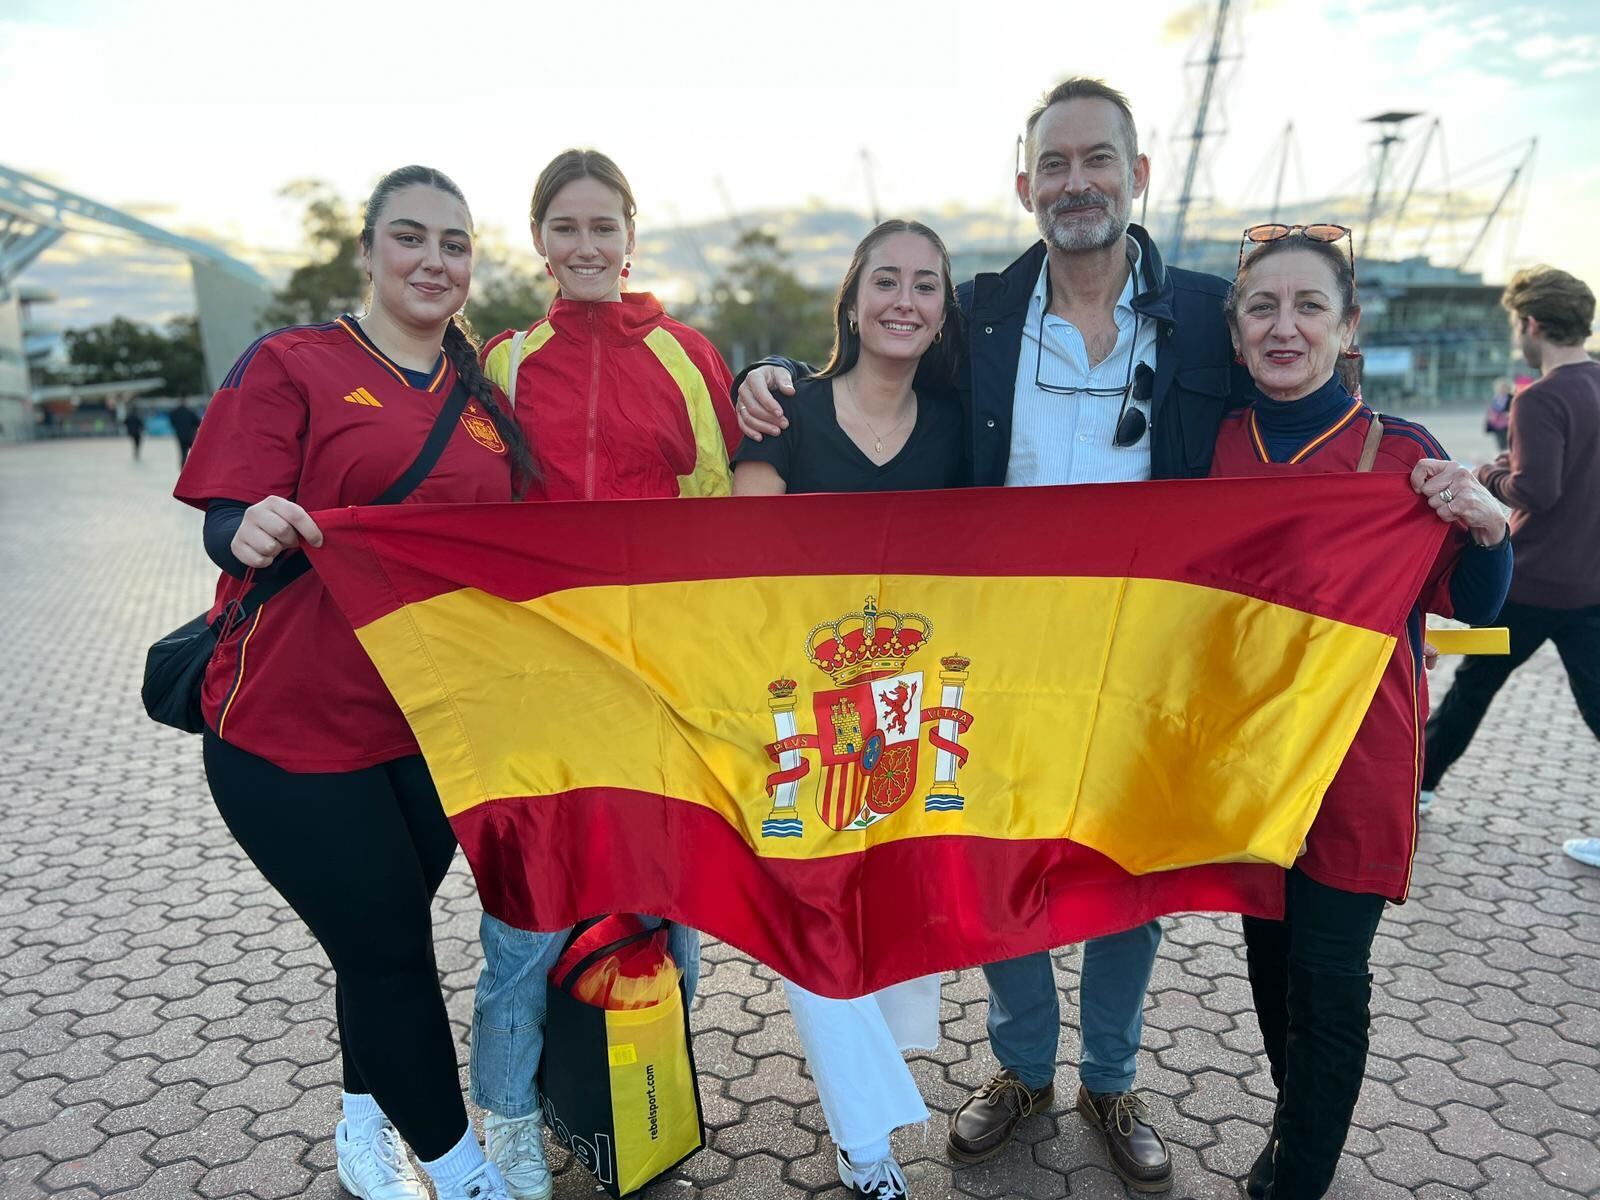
[{"xmin": 3, "ymin": 0, "xmax": 1597, "ymax": 330}]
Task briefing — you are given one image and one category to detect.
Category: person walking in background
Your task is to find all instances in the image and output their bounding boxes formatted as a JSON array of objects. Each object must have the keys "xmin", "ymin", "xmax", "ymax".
[
  {"xmin": 1484, "ymin": 377, "xmax": 1513, "ymax": 451},
  {"xmin": 176, "ymin": 165, "xmax": 534, "ymax": 1200},
  {"xmin": 1421, "ymin": 266, "xmax": 1600, "ymax": 866},
  {"xmin": 123, "ymin": 406, "xmax": 144, "ymax": 459},
  {"xmin": 470, "ymin": 148, "xmax": 738, "ymax": 1200},
  {"xmin": 168, "ymin": 399, "xmax": 202, "ymax": 467}
]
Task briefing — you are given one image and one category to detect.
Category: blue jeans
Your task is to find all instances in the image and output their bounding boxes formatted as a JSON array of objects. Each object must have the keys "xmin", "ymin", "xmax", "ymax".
[
  {"xmin": 981, "ymin": 920, "xmax": 1161, "ymax": 1094},
  {"xmin": 469, "ymin": 913, "xmax": 701, "ymax": 1118}
]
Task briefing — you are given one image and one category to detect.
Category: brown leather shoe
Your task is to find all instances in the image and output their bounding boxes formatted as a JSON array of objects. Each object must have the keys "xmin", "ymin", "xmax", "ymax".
[
  {"xmin": 1075, "ymin": 1086, "xmax": 1172, "ymax": 1193},
  {"xmin": 947, "ymin": 1069, "xmax": 1054, "ymax": 1163}
]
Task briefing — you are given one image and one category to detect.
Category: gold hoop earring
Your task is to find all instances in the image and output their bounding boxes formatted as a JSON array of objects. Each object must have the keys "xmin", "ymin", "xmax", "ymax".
[{"xmin": 933, "ymin": 330, "xmax": 943, "ymax": 344}]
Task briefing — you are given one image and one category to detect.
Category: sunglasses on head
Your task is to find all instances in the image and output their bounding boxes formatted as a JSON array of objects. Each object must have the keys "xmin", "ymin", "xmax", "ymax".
[{"xmin": 1238, "ymin": 223, "xmax": 1356, "ymax": 288}]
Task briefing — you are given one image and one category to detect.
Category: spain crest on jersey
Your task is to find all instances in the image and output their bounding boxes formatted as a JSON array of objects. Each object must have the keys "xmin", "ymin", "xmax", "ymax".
[
  {"xmin": 460, "ymin": 405, "xmax": 507, "ymax": 454},
  {"xmin": 760, "ymin": 596, "xmax": 975, "ymax": 839}
]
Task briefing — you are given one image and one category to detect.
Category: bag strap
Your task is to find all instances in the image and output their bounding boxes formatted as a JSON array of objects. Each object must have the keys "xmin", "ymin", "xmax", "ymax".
[
  {"xmin": 224, "ymin": 377, "xmax": 472, "ymax": 627},
  {"xmin": 556, "ymin": 928, "xmax": 663, "ymax": 995},
  {"xmin": 505, "ymin": 330, "xmax": 530, "ymax": 412},
  {"xmin": 1356, "ymin": 415, "xmax": 1384, "ymax": 473}
]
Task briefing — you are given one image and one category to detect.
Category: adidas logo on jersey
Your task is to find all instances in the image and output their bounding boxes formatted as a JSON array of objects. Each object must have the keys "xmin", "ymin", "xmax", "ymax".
[{"xmin": 343, "ymin": 387, "xmax": 382, "ymax": 408}]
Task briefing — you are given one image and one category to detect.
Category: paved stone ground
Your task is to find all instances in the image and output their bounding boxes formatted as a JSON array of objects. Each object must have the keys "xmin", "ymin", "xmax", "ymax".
[{"xmin": 2, "ymin": 434, "xmax": 1596, "ymax": 1200}]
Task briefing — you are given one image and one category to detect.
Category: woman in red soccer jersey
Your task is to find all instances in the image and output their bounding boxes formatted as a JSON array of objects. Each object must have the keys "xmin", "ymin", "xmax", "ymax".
[
  {"xmin": 1209, "ymin": 226, "xmax": 1511, "ymax": 1200},
  {"xmin": 467, "ymin": 149, "xmax": 738, "ymax": 1199},
  {"xmin": 176, "ymin": 166, "xmax": 532, "ymax": 1200}
]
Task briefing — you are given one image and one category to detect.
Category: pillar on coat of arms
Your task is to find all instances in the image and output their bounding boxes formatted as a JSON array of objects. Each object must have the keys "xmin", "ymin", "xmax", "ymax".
[
  {"xmin": 926, "ymin": 655, "xmax": 970, "ymax": 812},
  {"xmin": 763, "ymin": 679, "xmax": 804, "ymax": 838}
]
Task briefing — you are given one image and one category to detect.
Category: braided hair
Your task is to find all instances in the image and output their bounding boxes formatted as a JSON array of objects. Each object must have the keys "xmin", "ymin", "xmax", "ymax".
[
  {"xmin": 361, "ymin": 164, "xmax": 538, "ymax": 498},
  {"xmin": 442, "ymin": 315, "xmax": 538, "ymax": 499}
]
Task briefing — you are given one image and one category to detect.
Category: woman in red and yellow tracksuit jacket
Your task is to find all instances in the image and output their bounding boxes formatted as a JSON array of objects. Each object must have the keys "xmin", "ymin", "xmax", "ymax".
[
  {"xmin": 468, "ymin": 149, "xmax": 739, "ymax": 1199},
  {"xmin": 480, "ymin": 155, "xmax": 737, "ymax": 501}
]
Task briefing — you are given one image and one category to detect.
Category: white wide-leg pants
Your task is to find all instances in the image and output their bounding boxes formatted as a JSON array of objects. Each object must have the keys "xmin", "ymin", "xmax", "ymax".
[{"xmin": 783, "ymin": 974, "xmax": 940, "ymax": 1156}]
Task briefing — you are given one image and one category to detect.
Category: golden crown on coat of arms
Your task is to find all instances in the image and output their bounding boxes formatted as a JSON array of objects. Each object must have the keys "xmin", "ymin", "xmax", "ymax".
[{"xmin": 805, "ymin": 595, "xmax": 932, "ymax": 687}]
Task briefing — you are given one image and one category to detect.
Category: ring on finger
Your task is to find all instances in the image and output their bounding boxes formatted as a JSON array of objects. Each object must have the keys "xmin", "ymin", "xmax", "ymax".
[{"xmin": 1440, "ymin": 487, "xmax": 1455, "ymax": 504}]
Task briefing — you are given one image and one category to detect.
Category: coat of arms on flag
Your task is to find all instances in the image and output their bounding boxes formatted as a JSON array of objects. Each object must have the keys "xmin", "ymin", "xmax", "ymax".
[{"xmin": 760, "ymin": 596, "xmax": 974, "ymax": 839}]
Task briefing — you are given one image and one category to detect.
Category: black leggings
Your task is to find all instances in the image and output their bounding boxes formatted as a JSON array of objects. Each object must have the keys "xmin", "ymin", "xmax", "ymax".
[{"xmin": 203, "ymin": 732, "xmax": 465, "ymax": 1159}]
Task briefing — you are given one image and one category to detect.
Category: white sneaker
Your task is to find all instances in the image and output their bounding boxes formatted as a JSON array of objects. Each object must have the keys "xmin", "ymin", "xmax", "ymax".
[
  {"xmin": 484, "ymin": 1111, "xmax": 554, "ymax": 1200},
  {"xmin": 435, "ymin": 1160, "xmax": 513, "ymax": 1200},
  {"xmin": 1563, "ymin": 837, "xmax": 1600, "ymax": 868},
  {"xmin": 335, "ymin": 1119, "xmax": 428, "ymax": 1200},
  {"xmin": 1417, "ymin": 789, "xmax": 1435, "ymax": 816},
  {"xmin": 837, "ymin": 1147, "xmax": 909, "ymax": 1198}
]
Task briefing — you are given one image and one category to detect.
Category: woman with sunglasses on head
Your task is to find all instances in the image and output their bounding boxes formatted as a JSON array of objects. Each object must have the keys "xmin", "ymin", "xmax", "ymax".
[
  {"xmin": 468, "ymin": 148, "xmax": 739, "ymax": 1200},
  {"xmin": 1211, "ymin": 224, "xmax": 1512, "ymax": 1199},
  {"xmin": 175, "ymin": 166, "xmax": 535, "ymax": 1200},
  {"xmin": 732, "ymin": 219, "xmax": 967, "ymax": 1200}
]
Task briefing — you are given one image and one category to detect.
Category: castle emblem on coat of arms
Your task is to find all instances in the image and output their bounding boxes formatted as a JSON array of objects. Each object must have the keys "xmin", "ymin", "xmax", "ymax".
[{"xmin": 760, "ymin": 596, "xmax": 974, "ymax": 839}]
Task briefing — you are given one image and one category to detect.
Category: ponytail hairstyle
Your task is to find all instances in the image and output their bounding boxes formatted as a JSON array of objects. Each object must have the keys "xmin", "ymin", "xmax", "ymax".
[{"xmin": 360, "ymin": 164, "xmax": 538, "ymax": 498}]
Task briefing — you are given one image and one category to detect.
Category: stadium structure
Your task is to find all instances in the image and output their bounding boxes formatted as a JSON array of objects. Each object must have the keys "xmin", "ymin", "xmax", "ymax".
[{"xmin": 0, "ymin": 165, "xmax": 272, "ymax": 441}]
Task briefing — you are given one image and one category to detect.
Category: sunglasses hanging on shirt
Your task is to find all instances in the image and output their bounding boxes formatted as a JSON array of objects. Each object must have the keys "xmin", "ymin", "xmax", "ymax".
[
  {"xmin": 1032, "ymin": 315, "xmax": 1153, "ymax": 448},
  {"xmin": 1114, "ymin": 362, "xmax": 1155, "ymax": 447},
  {"xmin": 1034, "ymin": 249, "xmax": 1153, "ymax": 447}
]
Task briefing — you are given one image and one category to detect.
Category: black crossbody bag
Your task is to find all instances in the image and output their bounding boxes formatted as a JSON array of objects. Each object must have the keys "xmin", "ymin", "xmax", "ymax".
[{"xmin": 142, "ymin": 380, "xmax": 471, "ymax": 734}]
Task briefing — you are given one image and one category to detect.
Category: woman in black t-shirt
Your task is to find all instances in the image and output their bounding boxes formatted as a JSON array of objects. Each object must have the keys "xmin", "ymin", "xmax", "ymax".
[
  {"xmin": 732, "ymin": 219, "xmax": 966, "ymax": 497},
  {"xmin": 731, "ymin": 220, "xmax": 965, "ymax": 1200}
]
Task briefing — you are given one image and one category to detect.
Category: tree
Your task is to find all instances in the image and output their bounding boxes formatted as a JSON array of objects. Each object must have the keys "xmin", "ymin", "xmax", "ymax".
[
  {"xmin": 700, "ymin": 230, "xmax": 834, "ymax": 370},
  {"xmin": 63, "ymin": 315, "xmax": 205, "ymax": 395},
  {"xmin": 465, "ymin": 236, "xmax": 553, "ymax": 339},
  {"xmin": 264, "ymin": 180, "xmax": 364, "ymax": 326}
]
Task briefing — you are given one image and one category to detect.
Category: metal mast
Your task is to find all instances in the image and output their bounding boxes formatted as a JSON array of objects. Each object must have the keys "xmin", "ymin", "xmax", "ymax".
[
  {"xmin": 1169, "ymin": 0, "xmax": 1232, "ymax": 266},
  {"xmin": 1459, "ymin": 138, "xmax": 1536, "ymax": 270},
  {"xmin": 1268, "ymin": 121, "xmax": 1294, "ymax": 225},
  {"xmin": 860, "ymin": 149, "xmax": 882, "ymax": 226},
  {"xmin": 1362, "ymin": 111, "xmax": 1421, "ymax": 252},
  {"xmin": 1386, "ymin": 116, "xmax": 1439, "ymax": 257}
]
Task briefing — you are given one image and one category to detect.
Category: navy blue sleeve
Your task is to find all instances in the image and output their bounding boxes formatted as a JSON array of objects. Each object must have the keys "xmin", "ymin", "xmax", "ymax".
[
  {"xmin": 730, "ymin": 356, "xmax": 814, "ymax": 401},
  {"xmin": 1447, "ymin": 532, "xmax": 1513, "ymax": 624},
  {"xmin": 203, "ymin": 499, "xmax": 279, "ymax": 581}
]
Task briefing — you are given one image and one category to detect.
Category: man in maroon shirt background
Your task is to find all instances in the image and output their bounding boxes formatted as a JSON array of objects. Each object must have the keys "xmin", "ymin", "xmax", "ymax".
[{"xmin": 1421, "ymin": 265, "xmax": 1600, "ymax": 867}]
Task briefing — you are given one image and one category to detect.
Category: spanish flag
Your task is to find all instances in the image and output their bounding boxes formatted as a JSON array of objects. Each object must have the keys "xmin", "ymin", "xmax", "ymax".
[{"xmin": 309, "ymin": 475, "xmax": 1445, "ymax": 998}]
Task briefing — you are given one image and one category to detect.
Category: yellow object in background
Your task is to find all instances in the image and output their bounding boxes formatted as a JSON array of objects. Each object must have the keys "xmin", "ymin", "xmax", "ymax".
[{"xmin": 1426, "ymin": 627, "xmax": 1510, "ymax": 655}]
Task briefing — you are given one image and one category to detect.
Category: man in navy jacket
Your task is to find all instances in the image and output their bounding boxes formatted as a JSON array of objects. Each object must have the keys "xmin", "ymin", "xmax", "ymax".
[{"xmin": 736, "ymin": 79, "xmax": 1247, "ymax": 1194}]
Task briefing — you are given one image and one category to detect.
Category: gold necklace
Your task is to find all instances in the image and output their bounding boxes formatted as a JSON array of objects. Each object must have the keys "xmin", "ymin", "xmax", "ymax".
[{"xmin": 839, "ymin": 374, "xmax": 914, "ymax": 457}]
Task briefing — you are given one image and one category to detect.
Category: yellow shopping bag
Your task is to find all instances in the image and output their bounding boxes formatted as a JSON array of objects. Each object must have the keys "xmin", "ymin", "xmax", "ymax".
[{"xmin": 539, "ymin": 921, "xmax": 704, "ymax": 1196}]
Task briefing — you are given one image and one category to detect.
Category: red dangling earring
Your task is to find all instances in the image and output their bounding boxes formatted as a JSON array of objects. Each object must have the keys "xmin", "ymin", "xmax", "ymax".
[
  {"xmin": 1234, "ymin": 352, "xmax": 1245, "ymax": 365},
  {"xmin": 544, "ymin": 261, "xmax": 554, "ymax": 277},
  {"xmin": 620, "ymin": 259, "xmax": 632, "ymax": 282}
]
